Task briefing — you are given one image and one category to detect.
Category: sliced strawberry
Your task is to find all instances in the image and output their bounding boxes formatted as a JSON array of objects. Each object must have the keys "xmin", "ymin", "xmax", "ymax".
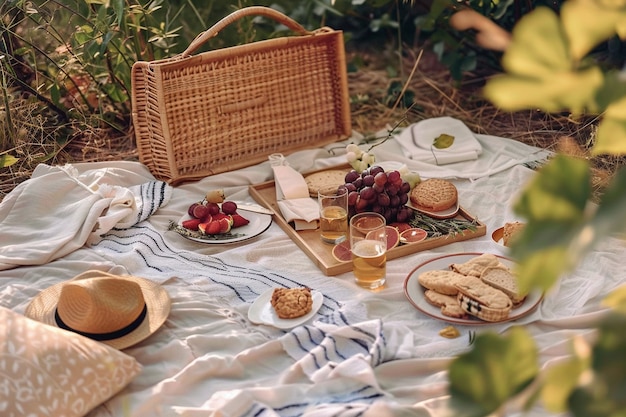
[
  {"xmin": 231, "ymin": 213, "xmax": 250, "ymax": 228},
  {"xmin": 212, "ymin": 212, "xmax": 229, "ymax": 222},
  {"xmin": 182, "ymin": 218, "xmax": 202, "ymax": 231}
]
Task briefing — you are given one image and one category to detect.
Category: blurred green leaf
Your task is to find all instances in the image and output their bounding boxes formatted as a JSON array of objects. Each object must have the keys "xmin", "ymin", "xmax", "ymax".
[
  {"xmin": 561, "ymin": 0, "xmax": 626, "ymax": 61},
  {"xmin": 448, "ymin": 327, "xmax": 539, "ymax": 417},
  {"xmin": 594, "ymin": 95, "xmax": 626, "ymax": 155},
  {"xmin": 542, "ymin": 339, "xmax": 589, "ymax": 412},
  {"xmin": 0, "ymin": 154, "xmax": 19, "ymax": 168},
  {"xmin": 603, "ymin": 285, "xmax": 626, "ymax": 312}
]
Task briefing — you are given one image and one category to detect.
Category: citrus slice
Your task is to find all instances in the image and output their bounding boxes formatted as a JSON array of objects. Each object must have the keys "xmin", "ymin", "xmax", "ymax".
[
  {"xmin": 389, "ymin": 222, "xmax": 412, "ymax": 233},
  {"xmin": 400, "ymin": 227, "xmax": 428, "ymax": 244},
  {"xmin": 331, "ymin": 240, "xmax": 352, "ymax": 263},
  {"xmin": 365, "ymin": 225, "xmax": 400, "ymax": 250}
]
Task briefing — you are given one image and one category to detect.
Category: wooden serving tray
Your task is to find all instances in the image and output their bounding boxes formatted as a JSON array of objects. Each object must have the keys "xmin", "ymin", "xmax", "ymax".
[{"xmin": 249, "ymin": 168, "xmax": 486, "ymax": 276}]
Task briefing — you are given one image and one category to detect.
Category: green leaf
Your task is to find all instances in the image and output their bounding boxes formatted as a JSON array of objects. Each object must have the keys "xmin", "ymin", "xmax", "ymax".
[
  {"xmin": 603, "ymin": 285, "xmax": 626, "ymax": 313},
  {"xmin": 514, "ymin": 155, "xmax": 590, "ymax": 222},
  {"xmin": 448, "ymin": 327, "xmax": 539, "ymax": 417},
  {"xmin": 433, "ymin": 133, "xmax": 455, "ymax": 149},
  {"xmin": 483, "ymin": 66, "xmax": 604, "ymax": 114},
  {"xmin": 0, "ymin": 154, "xmax": 19, "ymax": 168},
  {"xmin": 561, "ymin": 0, "xmax": 626, "ymax": 61},
  {"xmin": 502, "ymin": 7, "xmax": 570, "ymax": 77},
  {"xmin": 593, "ymin": 95, "xmax": 626, "ymax": 155},
  {"xmin": 542, "ymin": 342, "xmax": 589, "ymax": 412}
]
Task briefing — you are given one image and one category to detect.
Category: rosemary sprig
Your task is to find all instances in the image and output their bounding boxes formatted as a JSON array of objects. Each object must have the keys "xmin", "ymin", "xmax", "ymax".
[
  {"xmin": 408, "ymin": 211, "xmax": 478, "ymax": 238},
  {"xmin": 168, "ymin": 221, "xmax": 246, "ymax": 241}
]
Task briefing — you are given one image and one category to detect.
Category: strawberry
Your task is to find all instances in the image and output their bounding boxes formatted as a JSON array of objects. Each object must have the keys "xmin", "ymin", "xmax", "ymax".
[
  {"xmin": 231, "ymin": 213, "xmax": 250, "ymax": 228},
  {"xmin": 182, "ymin": 218, "xmax": 201, "ymax": 231}
]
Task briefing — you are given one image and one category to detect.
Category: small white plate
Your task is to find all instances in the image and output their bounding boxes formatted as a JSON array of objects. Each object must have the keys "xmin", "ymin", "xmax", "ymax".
[
  {"xmin": 248, "ymin": 288, "xmax": 323, "ymax": 329},
  {"xmin": 403, "ymin": 252, "xmax": 543, "ymax": 325},
  {"xmin": 175, "ymin": 211, "xmax": 272, "ymax": 244}
]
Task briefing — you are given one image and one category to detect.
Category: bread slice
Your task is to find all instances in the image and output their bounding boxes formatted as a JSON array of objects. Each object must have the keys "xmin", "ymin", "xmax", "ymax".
[
  {"xmin": 503, "ymin": 221, "xmax": 525, "ymax": 247},
  {"xmin": 450, "ymin": 253, "xmax": 503, "ymax": 277},
  {"xmin": 481, "ymin": 266, "xmax": 527, "ymax": 305}
]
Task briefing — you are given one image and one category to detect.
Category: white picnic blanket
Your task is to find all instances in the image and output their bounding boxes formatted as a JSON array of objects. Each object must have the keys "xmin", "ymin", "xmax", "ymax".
[{"xmin": 1, "ymin": 129, "xmax": 623, "ymax": 417}]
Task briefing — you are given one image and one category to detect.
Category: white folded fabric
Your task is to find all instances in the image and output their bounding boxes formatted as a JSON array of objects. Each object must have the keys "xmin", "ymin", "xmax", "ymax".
[
  {"xmin": 395, "ymin": 116, "xmax": 482, "ymax": 165},
  {"xmin": 0, "ymin": 163, "xmax": 171, "ymax": 270},
  {"xmin": 272, "ymin": 164, "xmax": 318, "ymax": 230}
]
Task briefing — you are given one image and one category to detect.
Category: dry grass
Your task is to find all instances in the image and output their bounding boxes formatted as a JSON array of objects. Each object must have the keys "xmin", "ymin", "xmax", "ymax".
[{"xmin": 1, "ymin": 47, "xmax": 621, "ymax": 200}]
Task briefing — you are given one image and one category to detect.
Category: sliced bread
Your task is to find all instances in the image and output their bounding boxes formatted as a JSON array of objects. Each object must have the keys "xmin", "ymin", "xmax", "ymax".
[{"xmin": 481, "ymin": 265, "xmax": 527, "ymax": 305}]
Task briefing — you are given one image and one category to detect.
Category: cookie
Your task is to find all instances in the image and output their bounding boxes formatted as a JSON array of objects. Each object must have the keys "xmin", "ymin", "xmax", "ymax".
[
  {"xmin": 417, "ymin": 269, "xmax": 468, "ymax": 295},
  {"xmin": 424, "ymin": 289, "xmax": 467, "ymax": 318},
  {"xmin": 270, "ymin": 287, "xmax": 313, "ymax": 319},
  {"xmin": 305, "ymin": 170, "xmax": 350, "ymax": 197},
  {"xmin": 409, "ymin": 178, "xmax": 458, "ymax": 211}
]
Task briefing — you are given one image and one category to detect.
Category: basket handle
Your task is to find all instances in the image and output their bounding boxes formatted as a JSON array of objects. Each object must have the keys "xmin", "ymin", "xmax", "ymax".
[{"xmin": 182, "ymin": 6, "xmax": 314, "ymax": 57}]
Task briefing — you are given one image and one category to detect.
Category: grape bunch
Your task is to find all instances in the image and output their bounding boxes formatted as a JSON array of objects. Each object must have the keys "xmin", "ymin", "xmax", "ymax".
[{"xmin": 338, "ymin": 165, "xmax": 413, "ymax": 223}]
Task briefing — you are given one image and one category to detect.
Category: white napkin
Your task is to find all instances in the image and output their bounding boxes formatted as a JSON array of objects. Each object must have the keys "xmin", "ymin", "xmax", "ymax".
[
  {"xmin": 272, "ymin": 165, "xmax": 318, "ymax": 230},
  {"xmin": 394, "ymin": 117, "xmax": 482, "ymax": 165}
]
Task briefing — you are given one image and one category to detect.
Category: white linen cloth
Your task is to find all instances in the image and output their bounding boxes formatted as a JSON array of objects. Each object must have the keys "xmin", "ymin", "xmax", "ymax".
[
  {"xmin": 395, "ymin": 116, "xmax": 483, "ymax": 164},
  {"xmin": 0, "ymin": 162, "xmax": 171, "ymax": 270},
  {"xmin": 1, "ymin": 130, "xmax": 622, "ymax": 417}
]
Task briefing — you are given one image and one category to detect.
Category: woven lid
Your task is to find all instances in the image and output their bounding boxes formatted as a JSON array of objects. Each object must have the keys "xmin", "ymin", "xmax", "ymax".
[{"xmin": 25, "ymin": 270, "xmax": 171, "ymax": 350}]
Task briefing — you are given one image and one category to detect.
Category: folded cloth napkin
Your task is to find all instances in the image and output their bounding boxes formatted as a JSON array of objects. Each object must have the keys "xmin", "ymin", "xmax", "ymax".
[
  {"xmin": 395, "ymin": 116, "xmax": 482, "ymax": 165},
  {"xmin": 0, "ymin": 163, "xmax": 171, "ymax": 270},
  {"xmin": 272, "ymin": 164, "xmax": 318, "ymax": 230}
]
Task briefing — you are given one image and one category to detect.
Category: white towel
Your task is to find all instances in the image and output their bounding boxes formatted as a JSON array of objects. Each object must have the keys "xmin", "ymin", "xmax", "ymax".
[
  {"xmin": 395, "ymin": 116, "xmax": 482, "ymax": 165},
  {"xmin": 0, "ymin": 163, "xmax": 171, "ymax": 270}
]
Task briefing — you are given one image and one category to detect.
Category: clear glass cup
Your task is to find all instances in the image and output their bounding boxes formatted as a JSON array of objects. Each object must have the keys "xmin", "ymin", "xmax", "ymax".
[
  {"xmin": 318, "ymin": 186, "xmax": 348, "ymax": 244},
  {"xmin": 349, "ymin": 212, "xmax": 386, "ymax": 289}
]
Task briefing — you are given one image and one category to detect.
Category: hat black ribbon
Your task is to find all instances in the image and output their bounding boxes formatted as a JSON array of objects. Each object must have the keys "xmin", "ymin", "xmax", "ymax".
[{"xmin": 54, "ymin": 303, "xmax": 147, "ymax": 342}]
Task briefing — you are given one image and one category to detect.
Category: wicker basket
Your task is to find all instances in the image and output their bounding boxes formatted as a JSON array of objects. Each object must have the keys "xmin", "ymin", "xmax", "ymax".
[{"xmin": 131, "ymin": 6, "xmax": 351, "ymax": 185}]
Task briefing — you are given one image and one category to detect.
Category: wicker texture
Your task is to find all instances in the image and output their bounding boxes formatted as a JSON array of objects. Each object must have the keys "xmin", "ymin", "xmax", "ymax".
[{"xmin": 131, "ymin": 7, "xmax": 351, "ymax": 185}]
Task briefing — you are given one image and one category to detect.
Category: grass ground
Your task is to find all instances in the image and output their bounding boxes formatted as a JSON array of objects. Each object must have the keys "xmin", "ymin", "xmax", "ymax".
[{"xmin": 0, "ymin": 46, "xmax": 620, "ymax": 200}]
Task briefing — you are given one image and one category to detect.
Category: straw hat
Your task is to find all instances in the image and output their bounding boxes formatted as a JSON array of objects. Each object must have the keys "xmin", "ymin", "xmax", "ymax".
[{"xmin": 25, "ymin": 270, "xmax": 171, "ymax": 350}]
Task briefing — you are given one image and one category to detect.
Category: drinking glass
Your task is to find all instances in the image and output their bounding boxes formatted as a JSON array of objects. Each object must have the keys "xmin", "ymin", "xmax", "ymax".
[
  {"xmin": 318, "ymin": 187, "xmax": 348, "ymax": 244},
  {"xmin": 349, "ymin": 212, "xmax": 386, "ymax": 289}
]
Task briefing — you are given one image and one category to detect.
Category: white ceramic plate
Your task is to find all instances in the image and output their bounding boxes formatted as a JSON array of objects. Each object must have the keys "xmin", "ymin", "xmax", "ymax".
[
  {"xmin": 403, "ymin": 252, "xmax": 543, "ymax": 325},
  {"xmin": 406, "ymin": 200, "xmax": 460, "ymax": 219},
  {"xmin": 248, "ymin": 288, "xmax": 323, "ymax": 329},
  {"xmin": 175, "ymin": 211, "xmax": 272, "ymax": 244}
]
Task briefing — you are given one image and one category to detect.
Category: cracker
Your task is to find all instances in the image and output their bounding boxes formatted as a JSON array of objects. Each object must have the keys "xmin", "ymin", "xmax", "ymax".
[
  {"xmin": 305, "ymin": 170, "xmax": 349, "ymax": 197},
  {"xmin": 417, "ymin": 269, "xmax": 468, "ymax": 295},
  {"xmin": 270, "ymin": 287, "xmax": 313, "ymax": 319},
  {"xmin": 424, "ymin": 290, "xmax": 466, "ymax": 318},
  {"xmin": 409, "ymin": 178, "xmax": 458, "ymax": 211}
]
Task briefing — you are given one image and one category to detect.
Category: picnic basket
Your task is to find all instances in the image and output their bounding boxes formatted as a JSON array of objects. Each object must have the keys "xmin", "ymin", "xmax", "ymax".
[{"xmin": 131, "ymin": 6, "xmax": 351, "ymax": 185}]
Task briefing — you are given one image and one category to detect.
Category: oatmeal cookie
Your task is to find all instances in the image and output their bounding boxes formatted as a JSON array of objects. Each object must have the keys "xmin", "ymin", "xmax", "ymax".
[{"xmin": 270, "ymin": 287, "xmax": 313, "ymax": 319}]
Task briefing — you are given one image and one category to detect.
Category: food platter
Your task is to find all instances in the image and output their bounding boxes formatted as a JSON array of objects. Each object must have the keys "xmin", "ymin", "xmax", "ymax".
[
  {"xmin": 249, "ymin": 164, "xmax": 487, "ymax": 276},
  {"xmin": 248, "ymin": 288, "xmax": 323, "ymax": 329},
  {"xmin": 175, "ymin": 211, "xmax": 272, "ymax": 244},
  {"xmin": 403, "ymin": 252, "xmax": 543, "ymax": 325}
]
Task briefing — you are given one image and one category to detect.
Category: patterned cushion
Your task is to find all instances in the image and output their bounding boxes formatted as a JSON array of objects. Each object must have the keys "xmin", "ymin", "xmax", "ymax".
[{"xmin": 0, "ymin": 306, "xmax": 142, "ymax": 417}]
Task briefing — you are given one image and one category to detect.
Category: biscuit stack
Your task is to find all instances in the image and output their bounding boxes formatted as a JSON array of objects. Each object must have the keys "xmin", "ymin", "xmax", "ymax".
[{"xmin": 418, "ymin": 254, "xmax": 526, "ymax": 322}]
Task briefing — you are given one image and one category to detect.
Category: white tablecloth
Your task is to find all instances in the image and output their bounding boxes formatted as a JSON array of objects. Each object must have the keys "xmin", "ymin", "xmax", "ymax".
[{"xmin": 1, "ymin": 132, "xmax": 622, "ymax": 417}]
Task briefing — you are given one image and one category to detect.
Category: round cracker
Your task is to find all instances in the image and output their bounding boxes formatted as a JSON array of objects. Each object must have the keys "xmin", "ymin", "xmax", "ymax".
[{"xmin": 410, "ymin": 178, "xmax": 458, "ymax": 211}]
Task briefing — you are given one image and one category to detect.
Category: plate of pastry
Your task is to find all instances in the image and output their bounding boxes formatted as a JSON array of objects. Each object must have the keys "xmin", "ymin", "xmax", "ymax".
[{"xmin": 248, "ymin": 287, "xmax": 323, "ymax": 329}]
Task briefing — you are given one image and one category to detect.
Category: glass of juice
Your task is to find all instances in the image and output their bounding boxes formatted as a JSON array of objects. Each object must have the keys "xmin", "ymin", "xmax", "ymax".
[{"xmin": 349, "ymin": 212, "xmax": 386, "ymax": 290}]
